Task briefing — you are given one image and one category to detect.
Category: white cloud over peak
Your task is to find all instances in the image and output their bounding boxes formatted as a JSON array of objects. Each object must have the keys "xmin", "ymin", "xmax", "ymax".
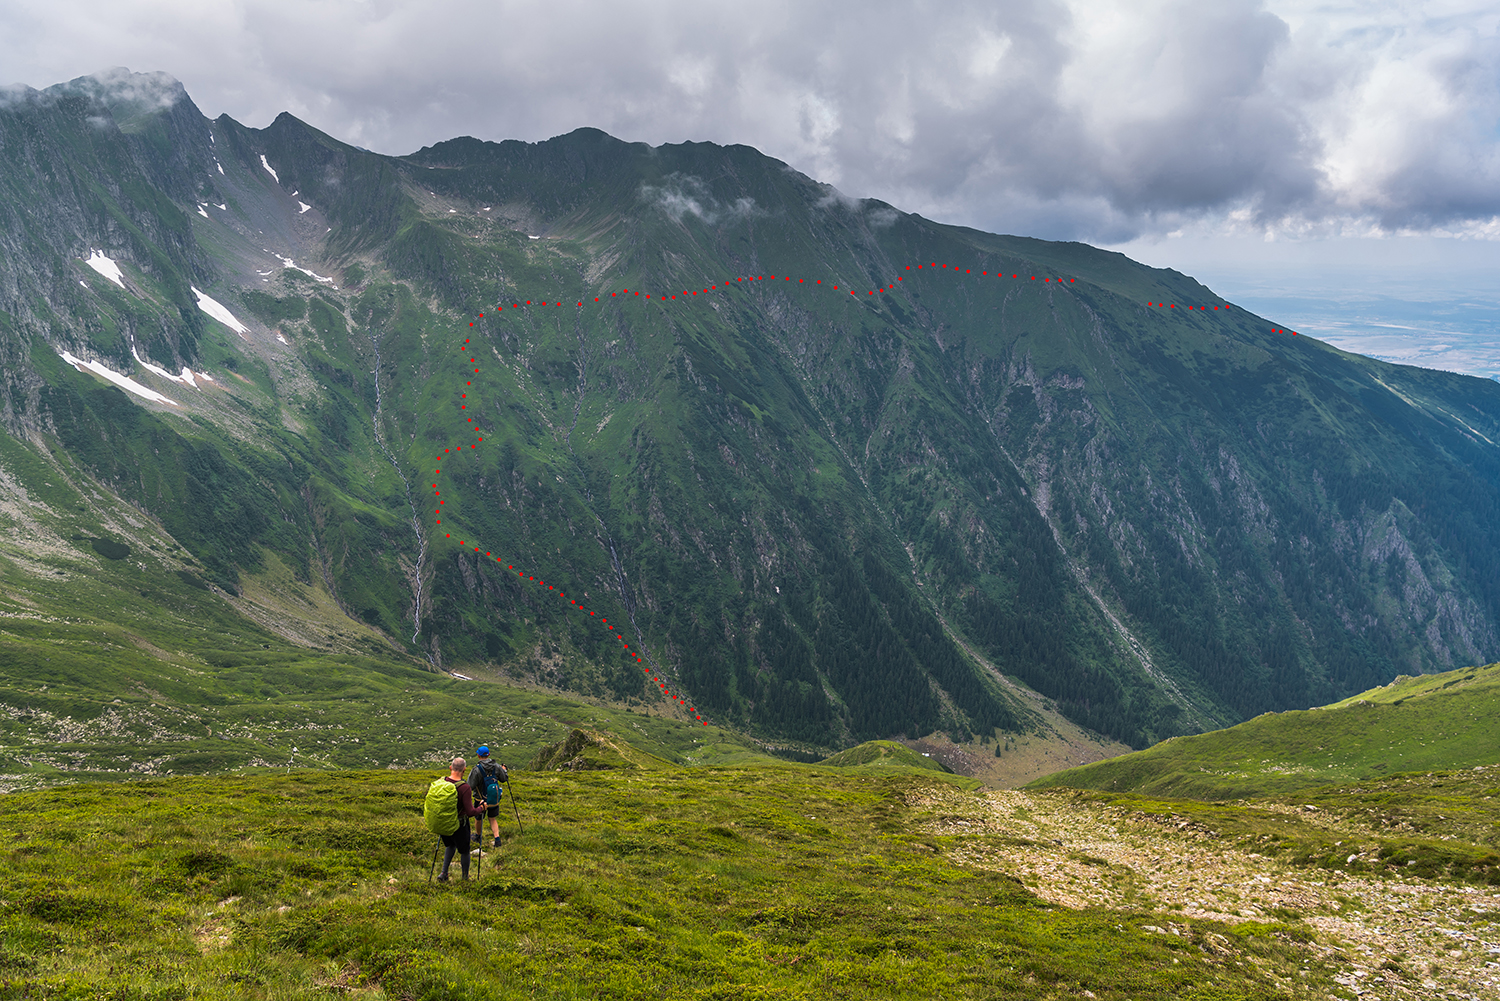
[{"xmin": 640, "ymin": 174, "xmax": 763, "ymax": 225}]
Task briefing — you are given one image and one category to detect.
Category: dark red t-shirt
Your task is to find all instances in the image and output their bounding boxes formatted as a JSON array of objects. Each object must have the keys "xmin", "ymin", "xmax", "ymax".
[{"xmin": 445, "ymin": 777, "xmax": 486, "ymax": 819}]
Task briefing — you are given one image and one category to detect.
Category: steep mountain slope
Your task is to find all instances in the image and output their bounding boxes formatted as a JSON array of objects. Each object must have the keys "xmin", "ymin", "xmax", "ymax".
[{"xmin": 3, "ymin": 69, "xmax": 1500, "ymax": 758}]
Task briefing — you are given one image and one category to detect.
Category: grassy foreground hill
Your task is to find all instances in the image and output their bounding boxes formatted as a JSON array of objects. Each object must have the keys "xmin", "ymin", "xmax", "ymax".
[
  {"xmin": 0, "ymin": 766, "xmax": 1342, "ymax": 1001},
  {"xmin": 1027, "ymin": 661, "xmax": 1500, "ymax": 801}
]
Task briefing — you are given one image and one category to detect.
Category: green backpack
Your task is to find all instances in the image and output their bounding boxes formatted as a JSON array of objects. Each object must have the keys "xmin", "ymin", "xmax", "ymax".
[{"xmin": 423, "ymin": 777, "xmax": 460, "ymax": 836}]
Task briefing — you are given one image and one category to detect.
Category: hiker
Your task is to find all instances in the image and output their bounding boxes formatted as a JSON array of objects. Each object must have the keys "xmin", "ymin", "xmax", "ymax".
[
  {"xmin": 467, "ymin": 746, "xmax": 508, "ymax": 848},
  {"xmin": 426, "ymin": 756, "xmax": 486, "ymax": 882}
]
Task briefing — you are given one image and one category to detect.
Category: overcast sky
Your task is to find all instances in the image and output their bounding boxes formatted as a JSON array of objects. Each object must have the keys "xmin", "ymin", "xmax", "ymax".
[{"xmin": 6, "ymin": 0, "xmax": 1500, "ymax": 374}]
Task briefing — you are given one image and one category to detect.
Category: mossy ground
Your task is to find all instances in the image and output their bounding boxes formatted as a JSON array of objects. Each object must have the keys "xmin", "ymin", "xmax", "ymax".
[{"xmin": 0, "ymin": 768, "xmax": 1334, "ymax": 1000}]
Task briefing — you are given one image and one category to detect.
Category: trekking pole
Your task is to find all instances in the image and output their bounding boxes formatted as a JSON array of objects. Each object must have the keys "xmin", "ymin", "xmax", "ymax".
[
  {"xmin": 428, "ymin": 841, "xmax": 439, "ymax": 884},
  {"xmin": 507, "ymin": 772, "xmax": 523, "ymax": 833},
  {"xmin": 475, "ymin": 815, "xmax": 482, "ymax": 880}
]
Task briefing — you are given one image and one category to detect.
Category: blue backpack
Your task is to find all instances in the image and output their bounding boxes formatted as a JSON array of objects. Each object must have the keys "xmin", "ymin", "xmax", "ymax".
[{"xmin": 478, "ymin": 760, "xmax": 504, "ymax": 806}]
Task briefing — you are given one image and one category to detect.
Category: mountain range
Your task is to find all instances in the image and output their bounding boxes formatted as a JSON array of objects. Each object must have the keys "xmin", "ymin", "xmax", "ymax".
[{"xmin": 3, "ymin": 67, "xmax": 1500, "ymax": 763}]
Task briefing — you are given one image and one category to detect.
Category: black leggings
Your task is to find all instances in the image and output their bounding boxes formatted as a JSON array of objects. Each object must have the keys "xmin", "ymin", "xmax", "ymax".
[{"xmin": 439, "ymin": 826, "xmax": 470, "ymax": 879}]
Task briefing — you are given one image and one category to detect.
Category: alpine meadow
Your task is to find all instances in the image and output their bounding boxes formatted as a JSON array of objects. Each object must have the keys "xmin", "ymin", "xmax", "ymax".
[{"xmin": 0, "ymin": 69, "xmax": 1498, "ymax": 1001}]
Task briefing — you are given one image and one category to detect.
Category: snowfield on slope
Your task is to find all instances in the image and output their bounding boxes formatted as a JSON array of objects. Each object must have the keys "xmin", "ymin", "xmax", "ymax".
[
  {"xmin": 132, "ymin": 346, "xmax": 201, "ymax": 390},
  {"xmin": 270, "ymin": 254, "xmax": 332, "ymax": 283},
  {"xmin": 83, "ymin": 251, "xmax": 125, "ymax": 288},
  {"xmin": 191, "ymin": 287, "xmax": 249, "ymax": 336},
  {"xmin": 56, "ymin": 348, "xmax": 177, "ymax": 406}
]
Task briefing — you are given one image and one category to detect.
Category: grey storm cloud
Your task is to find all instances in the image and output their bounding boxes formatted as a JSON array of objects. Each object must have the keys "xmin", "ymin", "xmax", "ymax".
[{"xmin": 3, "ymin": 0, "xmax": 1500, "ymax": 242}]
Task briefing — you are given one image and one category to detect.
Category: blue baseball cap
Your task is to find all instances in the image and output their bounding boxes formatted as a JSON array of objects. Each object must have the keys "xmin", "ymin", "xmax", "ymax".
[{"xmin": 476, "ymin": 746, "xmax": 490, "ymax": 756}]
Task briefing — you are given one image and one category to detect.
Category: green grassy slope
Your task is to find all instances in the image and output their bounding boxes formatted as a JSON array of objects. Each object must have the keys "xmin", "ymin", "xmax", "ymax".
[
  {"xmin": 818, "ymin": 738, "xmax": 954, "ymax": 774},
  {"xmin": 1027, "ymin": 662, "xmax": 1500, "ymax": 800},
  {"xmin": 0, "ymin": 490, "xmax": 757, "ymax": 789},
  {"xmin": 527, "ymin": 727, "xmax": 681, "ymax": 771},
  {"xmin": 0, "ymin": 768, "xmax": 1336, "ymax": 1000}
]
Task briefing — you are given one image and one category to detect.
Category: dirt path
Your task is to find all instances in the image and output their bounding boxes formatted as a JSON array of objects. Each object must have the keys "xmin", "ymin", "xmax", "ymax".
[{"xmin": 914, "ymin": 787, "xmax": 1500, "ymax": 1001}]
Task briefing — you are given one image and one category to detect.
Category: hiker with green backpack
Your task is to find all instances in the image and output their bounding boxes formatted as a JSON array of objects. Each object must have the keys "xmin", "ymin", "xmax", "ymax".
[
  {"xmin": 424, "ymin": 757, "xmax": 486, "ymax": 883},
  {"xmin": 467, "ymin": 746, "xmax": 508, "ymax": 848}
]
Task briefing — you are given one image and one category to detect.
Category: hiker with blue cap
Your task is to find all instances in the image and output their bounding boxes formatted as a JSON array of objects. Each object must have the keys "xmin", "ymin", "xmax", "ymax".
[{"xmin": 467, "ymin": 746, "xmax": 508, "ymax": 848}]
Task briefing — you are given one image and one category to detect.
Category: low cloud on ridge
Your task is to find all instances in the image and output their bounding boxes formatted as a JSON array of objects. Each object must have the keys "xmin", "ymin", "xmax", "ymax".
[{"xmin": 3, "ymin": 0, "xmax": 1499, "ymax": 244}]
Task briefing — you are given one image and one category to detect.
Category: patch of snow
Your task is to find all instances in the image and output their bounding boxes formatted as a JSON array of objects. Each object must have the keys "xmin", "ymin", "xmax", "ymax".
[
  {"xmin": 290, "ymin": 190, "xmax": 299, "ymax": 197},
  {"xmin": 528, "ymin": 235, "xmax": 539, "ymax": 240},
  {"xmin": 190, "ymin": 286, "xmax": 250, "ymax": 336},
  {"xmin": 255, "ymin": 269, "xmax": 274, "ymax": 276},
  {"xmin": 271, "ymin": 253, "xmax": 333, "ymax": 283},
  {"xmin": 199, "ymin": 372, "xmax": 214, "ymax": 382},
  {"xmin": 197, "ymin": 205, "xmax": 209, "ymax": 218},
  {"xmin": 215, "ymin": 160, "xmax": 224, "ymax": 175},
  {"xmin": 57, "ymin": 348, "xmax": 178, "ymax": 407},
  {"xmin": 482, "ymin": 207, "xmax": 491, "ymax": 211},
  {"xmin": 259, "ymin": 154, "xmax": 279, "ymax": 183},
  {"xmin": 298, "ymin": 201, "xmax": 311, "ymax": 214},
  {"xmin": 132, "ymin": 346, "xmax": 198, "ymax": 388},
  {"xmin": 217, "ymin": 203, "xmax": 226, "ymax": 210},
  {"xmin": 79, "ymin": 280, "xmax": 88, "ymax": 288},
  {"xmin": 84, "ymin": 250, "xmax": 125, "ymax": 288},
  {"xmin": 276, "ymin": 333, "xmax": 288, "ymax": 345},
  {"xmin": 448, "ymin": 208, "xmax": 457, "ymax": 213}
]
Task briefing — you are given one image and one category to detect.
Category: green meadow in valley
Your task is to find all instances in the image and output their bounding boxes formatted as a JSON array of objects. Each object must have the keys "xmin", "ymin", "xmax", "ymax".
[{"xmin": 0, "ymin": 763, "xmax": 1339, "ymax": 1000}]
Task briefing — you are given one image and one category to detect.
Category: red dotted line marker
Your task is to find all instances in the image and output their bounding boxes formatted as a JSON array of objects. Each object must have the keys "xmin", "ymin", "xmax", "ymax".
[
  {"xmin": 466, "ymin": 263, "xmax": 1082, "ymax": 314},
  {"xmin": 461, "ymin": 262, "xmax": 1293, "ymax": 338},
  {"xmin": 432, "ymin": 338, "xmax": 710, "ymax": 726},
  {"xmin": 1146, "ymin": 300, "xmax": 1292, "ymax": 333},
  {"xmin": 433, "ymin": 259, "xmax": 1296, "ymax": 727}
]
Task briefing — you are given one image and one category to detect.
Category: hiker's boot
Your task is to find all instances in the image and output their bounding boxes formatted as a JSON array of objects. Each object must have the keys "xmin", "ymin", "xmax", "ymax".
[{"xmin": 493, "ymin": 837, "xmax": 501, "ymax": 847}]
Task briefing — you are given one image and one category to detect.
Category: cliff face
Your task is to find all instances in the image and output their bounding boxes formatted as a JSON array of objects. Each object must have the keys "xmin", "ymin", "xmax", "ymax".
[{"xmin": 3, "ymin": 69, "xmax": 1499, "ymax": 751}]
